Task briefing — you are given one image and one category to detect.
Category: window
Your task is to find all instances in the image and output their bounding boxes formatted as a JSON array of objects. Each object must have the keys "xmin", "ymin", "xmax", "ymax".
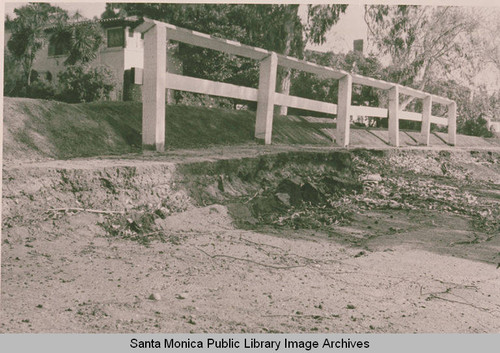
[
  {"xmin": 107, "ymin": 27, "xmax": 124, "ymax": 48},
  {"xmin": 48, "ymin": 36, "xmax": 69, "ymax": 56}
]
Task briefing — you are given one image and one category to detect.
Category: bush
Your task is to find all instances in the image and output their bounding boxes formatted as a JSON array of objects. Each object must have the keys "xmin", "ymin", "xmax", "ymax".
[
  {"xmin": 3, "ymin": 51, "xmax": 26, "ymax": 97},
  {"xmin": 57, "ymin": 65, "xmax": 115, "ymax": 103},
  {"xmin": 173, "ymin": 91, "xmax": 234, "ymax": 109},
  {"xmin": 26, "ymin": 71, "xmax": 57, "ymax": 100},
  {"xmin": 460, "ymin": 116, "xmax": 494, "ymax": 138}
]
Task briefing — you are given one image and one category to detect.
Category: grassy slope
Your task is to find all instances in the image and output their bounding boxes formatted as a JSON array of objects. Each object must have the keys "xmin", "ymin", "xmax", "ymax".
[
  {"xmin": 3, "ymin": 97, "xmax": 500, "ymax": 163},
  {"xmin": 3, "ymin": 97, "xmax": 334, "ymax": 163}
]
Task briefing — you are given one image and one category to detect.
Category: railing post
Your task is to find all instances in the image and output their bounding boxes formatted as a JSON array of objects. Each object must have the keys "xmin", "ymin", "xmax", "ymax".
[
  {"xmin": 255, "ymin": 53, "xmax": 278, "ymax": 144},
  {"xmin": 420, "ymin": 95, "xmax": 432, "ymax": 146},
  {"xmin": 388, "ymin": 85, "xmax": 399, "ymax": 147},
  {"xmin": 336, "ymin": 74, "xmax": 352, "ymax": 147},
  {"xmin": 142, "ymin": 24, "xmax": 167, "ymax": 152},
  {"xmin": 447, "ymin": 101, "xmax": 457, "ymax": 146}
]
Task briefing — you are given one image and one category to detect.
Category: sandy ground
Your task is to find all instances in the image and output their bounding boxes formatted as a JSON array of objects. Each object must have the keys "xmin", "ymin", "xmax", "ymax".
[
  {"xmin": 2, "ymin": 147, "xmax": 500, "ymax": 333},
  {"xmin": 1, "ymin": 201, "xmax": 499, "ymax": 333}
]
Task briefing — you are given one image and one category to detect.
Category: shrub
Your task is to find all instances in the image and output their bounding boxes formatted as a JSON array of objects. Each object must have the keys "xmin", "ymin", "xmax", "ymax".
[
  {"xmin": 460, "ymin": 116, "xmax": 494, "ymax": 138},
  {"xmin": 28, "ymin": 79, "xmax": 57, "ymax": 100},
  {"xmin": 3, "ymin": 51, "xmax": 26, "ymax": 97},
  {"xmin": 57, "ymin": 65, "xmax": 115, "ymax": 103},
  {"xmin": 26, "ymin": 70, "xmax": 57, "ymax": 100}
]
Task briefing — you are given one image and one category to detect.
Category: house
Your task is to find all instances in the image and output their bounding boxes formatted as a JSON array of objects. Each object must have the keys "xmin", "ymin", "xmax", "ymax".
[{"xmin": 6, "ymin": 16, "xmax": 182, "ymax": 101}]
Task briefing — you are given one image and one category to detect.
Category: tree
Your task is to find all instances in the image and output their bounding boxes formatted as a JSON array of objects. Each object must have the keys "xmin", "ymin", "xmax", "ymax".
[
  {"xmin": 239, "ymin": 4, "xmax": 348, "ymax": 115},
  {"xmin": 290, "ymin": 50, "xmax": 384, "ymax": 121},
  {"xmin": 104, "ymin": 4, "xmax": 347, "ymax": 114},
  {"xmin": 476, "ymin": 8, "xmax": 500, "ymax": 72},
  {"xmin": 365, "ymin": 5, "xmax": 483, "ymax": 110},
  {"xmin": 50, "ymin": 19, "xmax": 104, "ymax": 65},
  {"xmin": 104, "ymin": 3, "xmax": 260, "ymax": 107},
  {"xmin": 3, "ymin": 47, "xmax": 25, "ymax": 97},
  {"xmin": 422, "ymin": 78, "xmax": 497, "ymax": 137},
  {"xmin": 52, "ymin": 13, "xmax": 113, "ymax": 103},
  {"xmin": 6, "ymin": 3, "xmax": 68, "ymax": 92}
]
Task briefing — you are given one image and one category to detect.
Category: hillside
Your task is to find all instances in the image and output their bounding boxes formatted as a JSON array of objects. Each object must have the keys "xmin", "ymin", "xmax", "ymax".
[
  {"xmin": 4, "ymin": 97, "xmax": 500, "ymax": 164},
  {"xmin": 2, "ymin": 97, "xmax": 334, "ymax": 164}
]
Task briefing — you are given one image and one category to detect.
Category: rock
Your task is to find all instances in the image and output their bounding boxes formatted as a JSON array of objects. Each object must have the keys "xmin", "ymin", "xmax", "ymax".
[
  {"xmin": 227, "ymin": 203, "xmax": 257, "ymax": 225},
  {"xmin": 251, "ymin": 195, "xmax": 285, "ymax": 216},
  {"xmin": 275, "ymin": 193, "xmax": 291, "ymax": 206},
  {"xmin": 360, "ymin": 174, "xmax": 382, "ymax": 183},
  {"xmin": 301, "ymin": 182, "xmax": 324, "ymax": 204},
  {"xmin": 217, "ymin": 175, "xmax": 226, "ymax": 192},
  {"xmin": 322, "ymin": 176, "xmax": 362, "ymax": 194},
  {"xmin": 148, "ymin": 293, "xmax": 161, "ymax": 301},
  {"xmin": 276, "ymin": 179, "xmax": 302, "ymax": 205}
]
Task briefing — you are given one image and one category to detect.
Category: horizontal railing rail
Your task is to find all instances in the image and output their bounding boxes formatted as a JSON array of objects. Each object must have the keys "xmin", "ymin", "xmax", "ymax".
[{"xmin": 136, "ymin": 18, "xmax": 456, "ymax": 152}]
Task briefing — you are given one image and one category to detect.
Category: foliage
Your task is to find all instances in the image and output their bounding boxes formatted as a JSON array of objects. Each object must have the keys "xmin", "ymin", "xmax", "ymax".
[
  {"xmin": 50, "ymin": 18, "xmax": 109, "ymax": 102},
  {"xmin": 365, "ymin": 5, "xmax": 483, "ymax": 109},
  {"xmin": 104, "ymin": 4, "xmax": 347, "ymax": 111},
  {"xmin": 107, "ymin": 4, "xmax": 255, "ymax": 78},
  {"xmin": 458, "ymin": 89, "xmax": 495, "ymax": 137},
  {"xmin": 473, "ymin": 8, "xmax": 500, "ymax": 72},
  {"xmin": 306, "ymin": 5, "xmax": 349, "ymax": 45},
  {"xmin": 246, "ymin": 4, "xmax": 347, "ymax": 115},
  {"xmin": 3, "ymin": 50, "xmax": 26, "ymax": 97},
  {"xmin": 27, "ymin": 72, "xmax": 57, "ymax": 100},
  {"xmin": 51, "ymin": 21, "xmax": 104, "ymax": 65},
  {"xmin": 6, "ymin": 4, "xmax": 109, "ymax": 101},
  {"xmin": 6, "ymin": 3, "xmax": 68, "ymax": 90},
  {"xmin": 461, "ymin": 117, "xmax": 493, "ymax": 138},
  {"xmin": 423, "ymin": 79, "xmax": 497, "ymax": 137},
  {"xmin": 105, "ymin": 3, "xmax": 346, "ymax": 54},
  {"xmin": 100, "ymin": 211, "xmax": 163, "ymax": 247},
  {"xmin": 290, "ymin": 50, "xmax": 384, "ymax": 121},
  {"xmin": 57, "ymin": 65, "xmax": 116, "ymax": 103}
]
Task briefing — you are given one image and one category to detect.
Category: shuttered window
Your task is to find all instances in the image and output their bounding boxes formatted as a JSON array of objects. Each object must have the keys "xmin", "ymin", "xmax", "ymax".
[{"xmin": 107, "ymin": 27, "xmax": 124, "ymax": 48}]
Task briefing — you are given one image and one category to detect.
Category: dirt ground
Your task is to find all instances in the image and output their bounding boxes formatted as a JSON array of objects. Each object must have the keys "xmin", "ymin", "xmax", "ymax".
[{"xmin": 1, "ymin": 148, "xmax": 500, "ymax": 333}]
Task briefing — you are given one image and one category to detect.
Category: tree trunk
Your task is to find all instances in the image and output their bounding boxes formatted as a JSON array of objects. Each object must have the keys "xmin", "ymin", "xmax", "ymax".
[
  {"xmin": 399, "ymin": 60, "xmax": 432, "ymax": 111},
  {"xmin": 24, "ymin": 50, "xmax": 35, "ymax": 89},
  {"xmin": 276, "ymin": 5, "xmax": 298, "ymax": 116},
  {"xmin": 25, "ymin": 57, "xmax": 33, "ymax": 96},
  {"xmin": 279, "ymin": 68, "xmax": 292, "ymax": 115},
  {"xmin": 399, "ymin": 96, "xmax": 414, "ymax": 111},
  {"xmin": 26, "ymin": 68, "xmax": 32, "ymax": 87}
]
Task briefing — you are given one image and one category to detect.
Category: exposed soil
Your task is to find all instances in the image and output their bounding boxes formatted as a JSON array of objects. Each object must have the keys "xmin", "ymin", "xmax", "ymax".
[{"xmin": 1, "ymin": 148, "xmax": 500, "ymax": 333}]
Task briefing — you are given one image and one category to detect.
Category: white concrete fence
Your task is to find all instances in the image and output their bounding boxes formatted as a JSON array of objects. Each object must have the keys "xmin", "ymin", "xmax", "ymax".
[{"xmin": 135, "ymin": 19, "xmax": 457, "ymax": 152}]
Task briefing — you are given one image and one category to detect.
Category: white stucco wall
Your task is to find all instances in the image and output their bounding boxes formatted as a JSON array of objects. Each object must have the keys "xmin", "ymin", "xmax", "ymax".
[
  {"xmin": 96, "ymin": 47, "xmax": 125, "ymax": 100},
  {"xmin": 123, "ymin": 28, "xmax": 144, "ymax": 71},
  {"xmin": 124, "ymin": 48, "xmax": 143, "ymax": 71}
]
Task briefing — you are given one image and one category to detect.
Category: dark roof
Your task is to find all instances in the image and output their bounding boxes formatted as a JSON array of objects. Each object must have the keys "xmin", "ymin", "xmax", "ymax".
[
  {"xmin": 94, "ymin": 16, "xmax": 141, "ymax": 28},
  {"xmin": 43, "ymin": 16, "xmax": 142, "ymax": 31}
]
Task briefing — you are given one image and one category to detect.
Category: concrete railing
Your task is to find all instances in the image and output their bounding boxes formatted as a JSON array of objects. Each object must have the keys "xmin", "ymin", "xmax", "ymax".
[{"xmin": 135, "ymin": 18, "xmax": 457, "ymax": 152}]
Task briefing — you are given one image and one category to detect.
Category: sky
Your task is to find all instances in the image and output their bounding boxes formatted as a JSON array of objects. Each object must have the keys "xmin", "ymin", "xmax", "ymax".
[{"xmin": 5, "ymin": 2, "xmax": 106, "ymax": 19}]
